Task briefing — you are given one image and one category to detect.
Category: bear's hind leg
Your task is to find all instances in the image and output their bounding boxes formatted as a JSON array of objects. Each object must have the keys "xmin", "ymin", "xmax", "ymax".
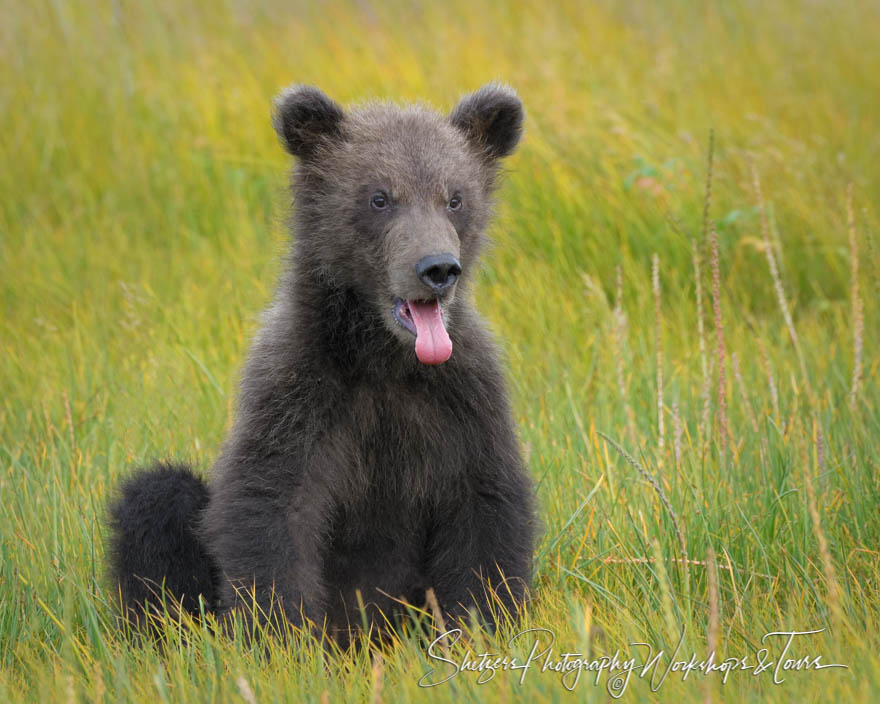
[{"xmin": 107, "ymin": 462, "xmax": 218, "ymax": 628}]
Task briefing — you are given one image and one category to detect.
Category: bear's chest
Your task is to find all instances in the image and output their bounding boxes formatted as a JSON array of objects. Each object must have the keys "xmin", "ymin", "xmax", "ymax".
[
  {"xmin": 327, "ymin": 381, "xmax": 474, "ymax": 497},
  {"xmin": 319, "ymin": 383, "xmax": 470, "ymax": 630}
]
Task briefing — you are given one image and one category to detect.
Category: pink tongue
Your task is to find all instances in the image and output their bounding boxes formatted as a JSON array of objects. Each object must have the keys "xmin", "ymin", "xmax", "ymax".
[{"xmin": 407, "ymin": 300, "xmax": 452, "ymax": 365}]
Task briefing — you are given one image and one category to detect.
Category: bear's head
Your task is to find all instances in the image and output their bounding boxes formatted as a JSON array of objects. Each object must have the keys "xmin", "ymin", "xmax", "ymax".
[{"xmin": 272, "ymin": 83, "xmax": 523, "ymax": 365}]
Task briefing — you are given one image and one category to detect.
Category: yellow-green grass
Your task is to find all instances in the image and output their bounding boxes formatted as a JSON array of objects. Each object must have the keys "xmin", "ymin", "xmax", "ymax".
[{"xmin": 2, "ymin": 0, "xmax": 878, "ymax": 701}]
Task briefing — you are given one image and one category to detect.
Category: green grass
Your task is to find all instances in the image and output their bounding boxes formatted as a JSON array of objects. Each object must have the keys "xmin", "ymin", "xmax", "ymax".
[{"xmin": 2, "ymin": 0, "xmax": 879, "ymax": 700}]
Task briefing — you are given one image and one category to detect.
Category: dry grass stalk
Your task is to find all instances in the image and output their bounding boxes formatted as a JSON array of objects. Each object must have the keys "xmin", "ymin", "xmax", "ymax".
[
  {"xmin": 651, "ymin": 538, "xmax": 680, "ymax": 643},
  {"xmin": 815, "ymin": 418, "xmax": 825, "ymax": 473},
  {"xmin": 653, "ymin": 253, "xmax": 664, "ymax": 454},
  {"xmin": 599, "ymin": 431, "xmax": 686, "ymax": 558},
  {"xmin": 602, "ymin": 555, "xmax": 731, "ymax": 570},
  {"xmin": 706, "ymin": 545, "xmax": 720, "ymax": 654},
  {"xmin": 755, "ymin": 334, "xmax": 780, "ymax": 424},
  {"xmin": 710, "ymin": 223, "xmax": 728, "ymax": 458},
  {"xmin": 731, "ymin": 352, "xmax": 758, "ymax": 433},
  {"xmin": 804, "ymin": 464, "xmax": 842, "ymax": 630},
  {"xmin": 425, "ymin": 587, "xmax": 447, "ymax": 637},
  {"xmin": 371, "ymin": 655, "xmax": 385, "ymax": 704},
  {"xmin": 701, "ymin": 130, "xmax": 715, "ymax": 245},
  {"xmin": 750, "ymin": 158, "xmax": 813, "ymax": 402},
  {"xmin": 693, "ymin": 239, "xmax": 712, "ymax": 449},
  {"xmin": 672, "ymin": 400, "xmax": 682, "ymax": 465},
  {"xmin": 847, "ymin": 183, "xmax": 863, "ymax": 409},
  {"xmin": 696, "ymin": 132, "xmax": 714, "ymax": 450},
  {"xmin": 704, "ymin": 545, "xmax": 720, "ymax": 704},
  {"xmin": 236, "ymin": 675, "xmax": 257, "ymax": 704},
  {"xmin": 612, "ymin": 264, "xmax": 637, "ymax": 441}
]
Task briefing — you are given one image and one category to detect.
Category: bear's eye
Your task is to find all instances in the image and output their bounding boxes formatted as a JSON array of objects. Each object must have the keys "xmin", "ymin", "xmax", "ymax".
[
  {"xmin": 370, "ymin": 192, "xmax": 390, "ymax": 211},
  {"xmin": 448, "ymin": 194, "xmax": 463, "ymax": 211}
]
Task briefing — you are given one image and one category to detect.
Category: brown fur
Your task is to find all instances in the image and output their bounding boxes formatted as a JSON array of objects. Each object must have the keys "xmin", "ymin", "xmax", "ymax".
[{"xmin": 107, "ymin": 84, "xmax": 536, "ymax": 644}]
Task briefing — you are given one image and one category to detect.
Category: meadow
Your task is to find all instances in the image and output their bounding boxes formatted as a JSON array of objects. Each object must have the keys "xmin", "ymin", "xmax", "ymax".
[{"xmin": 1, "ymin": 0, "xmax": 878, "ymax": 701}]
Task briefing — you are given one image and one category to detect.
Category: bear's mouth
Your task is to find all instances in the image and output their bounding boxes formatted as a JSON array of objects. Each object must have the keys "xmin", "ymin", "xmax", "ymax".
[{"xmin": 392, "ymin": 298, "xmax": 452, "ymax": 365}]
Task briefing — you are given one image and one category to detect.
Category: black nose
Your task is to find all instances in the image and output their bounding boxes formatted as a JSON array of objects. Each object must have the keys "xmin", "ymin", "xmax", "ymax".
[{"xmin": 416, "ymin": 254, "xmax": 462, "ymax": 294}]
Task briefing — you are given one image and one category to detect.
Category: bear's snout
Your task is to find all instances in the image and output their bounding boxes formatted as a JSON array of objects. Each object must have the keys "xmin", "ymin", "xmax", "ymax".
[{"xmin": 415, "ymin": 253, "xmax": 461, "ymax": 295}]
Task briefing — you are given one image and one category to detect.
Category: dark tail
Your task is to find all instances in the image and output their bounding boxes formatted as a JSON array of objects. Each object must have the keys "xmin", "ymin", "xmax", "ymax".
[{"xmin": 107, "ymin": 462, "xmax": 219, "ymax": 628}]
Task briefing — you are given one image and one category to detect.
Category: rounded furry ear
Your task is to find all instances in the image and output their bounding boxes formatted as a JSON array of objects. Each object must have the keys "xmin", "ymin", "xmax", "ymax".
[
  {"xmin": 449, "ymin": 83, "xmax": 524, "ymax": 160},
  {"xmin": 272, "ymin": 85, "xmax": 345, "ymax": 158}
]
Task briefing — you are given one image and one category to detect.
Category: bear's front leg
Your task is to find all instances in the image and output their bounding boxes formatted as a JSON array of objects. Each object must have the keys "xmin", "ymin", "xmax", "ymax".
[
  {"xmin": 425, "ymin": 473, "xmax": 536, "ymax": 634},
  {"xmin": 201, "ymin": 462, "xmax": 335, "ymax": 635}
]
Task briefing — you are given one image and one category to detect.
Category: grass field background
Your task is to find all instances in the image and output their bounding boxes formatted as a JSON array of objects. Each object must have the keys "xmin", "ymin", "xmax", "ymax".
[{"xmin": 2, "ymin": 0, "xmax": 878, "ymax": 701}]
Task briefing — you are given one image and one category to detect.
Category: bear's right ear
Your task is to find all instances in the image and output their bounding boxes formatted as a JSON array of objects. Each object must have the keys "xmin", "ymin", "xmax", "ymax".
[{"xmin": 272, "ymin": 85, "xmax": 345, "ymax": 159}]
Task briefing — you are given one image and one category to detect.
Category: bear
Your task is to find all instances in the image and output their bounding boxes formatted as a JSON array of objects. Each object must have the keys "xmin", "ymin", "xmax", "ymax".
[{"xmin": 108, "ymin": 83, "xmax": 537, "ymax": 644}]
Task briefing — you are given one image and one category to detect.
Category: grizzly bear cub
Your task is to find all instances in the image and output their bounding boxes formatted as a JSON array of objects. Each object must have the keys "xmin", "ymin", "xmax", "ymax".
[{"xmin": 108, "ymin": 83, "xmax": 536, "ymax": 643}]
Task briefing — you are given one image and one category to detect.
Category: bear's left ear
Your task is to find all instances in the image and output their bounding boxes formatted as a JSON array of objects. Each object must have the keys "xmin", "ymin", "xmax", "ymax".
[
  {"xmin": 449, "ymin": 83, "xmax": 524, "ymax": 161},
  {"xmin": 272, "ymin": 84, "xmax": 346, "ymax": 159}
]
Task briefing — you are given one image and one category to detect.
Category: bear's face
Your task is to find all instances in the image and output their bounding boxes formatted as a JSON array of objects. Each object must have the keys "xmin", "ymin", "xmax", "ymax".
[{"xmin": 273, "ymin": 84, "xmax": 523, "ymax": 365}]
